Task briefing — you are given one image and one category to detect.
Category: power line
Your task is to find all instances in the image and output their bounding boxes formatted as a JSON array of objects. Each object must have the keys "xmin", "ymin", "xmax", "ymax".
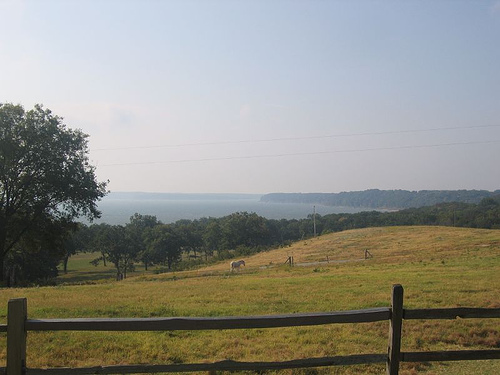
[
  {"xmin": 92, "ymin": 124, "xmax": 500, "ymax": 152},
  {"xmin": 98, "ymin": 139, "xmax": 500, "ymax": 167}
]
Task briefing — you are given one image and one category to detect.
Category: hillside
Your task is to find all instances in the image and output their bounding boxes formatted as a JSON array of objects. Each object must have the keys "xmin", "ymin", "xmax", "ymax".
[
  {"xmin": 1, "ymin": 226, "xmax": 499, "ymax": 374},
  {"xmin": 197, "ymin": 226, "xmax": 500, "ymax": 274}
]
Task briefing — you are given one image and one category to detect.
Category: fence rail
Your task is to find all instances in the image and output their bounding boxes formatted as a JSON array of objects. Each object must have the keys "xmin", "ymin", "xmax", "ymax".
[
  {"xmin": 24, "ymin": 308, "xmax": 391, "ymax": 332},
  {"xmin": 20, "ymin": 355, "xmax": 389, "ymax": 375},
  {"xmin": 1, "ymin": 284, "xmax": 499, "ymax": 375},
  {"xmin": 404, "ymin": 307, "xmax": 500, "ymax": 320}
]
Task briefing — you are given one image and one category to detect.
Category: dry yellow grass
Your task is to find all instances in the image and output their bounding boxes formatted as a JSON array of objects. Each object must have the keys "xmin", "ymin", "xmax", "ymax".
[{"xmin": 149, "ymin": 225, "xmax": 500, "ymax": 276}]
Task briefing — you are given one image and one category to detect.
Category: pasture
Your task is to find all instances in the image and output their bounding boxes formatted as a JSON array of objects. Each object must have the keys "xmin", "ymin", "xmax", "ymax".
[{"xmin": 1, "ymin": 226, "xmax": 499, "ymax": 374}]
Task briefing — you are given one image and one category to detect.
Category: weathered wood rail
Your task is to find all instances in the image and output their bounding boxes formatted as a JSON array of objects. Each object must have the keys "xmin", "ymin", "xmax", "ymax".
[{"xmin": 0, "ymin": 284, "xmax": 499, "ymax": 375}]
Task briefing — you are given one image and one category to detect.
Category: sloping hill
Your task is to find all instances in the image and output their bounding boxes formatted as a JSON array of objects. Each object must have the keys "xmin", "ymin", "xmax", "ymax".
[{"xmin": 198, "ymin": 226, "xmax": 500, "ymax": 273}]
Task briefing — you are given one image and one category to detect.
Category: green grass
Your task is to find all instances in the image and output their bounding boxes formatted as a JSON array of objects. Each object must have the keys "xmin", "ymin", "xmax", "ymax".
[
  {"xmin": 57, "ymin": 252, "xmax": 151, "ymax": 284},
  {"xmin": 1, "ymin": 226, "xmax": 499, "ymax": 374}
]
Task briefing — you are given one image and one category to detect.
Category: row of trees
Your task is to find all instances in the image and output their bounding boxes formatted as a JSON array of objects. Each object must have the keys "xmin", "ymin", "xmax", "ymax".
[
  {"xmin": 65, "ymin": 212, "xmax": 312, "ymax": 281},
  {"xmin": 315, "ymin": 196, "xmax": 500, "ymax": 233}
]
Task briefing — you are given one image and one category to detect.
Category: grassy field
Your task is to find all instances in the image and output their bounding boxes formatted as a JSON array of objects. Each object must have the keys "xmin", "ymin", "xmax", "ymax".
[{"xmin": 1, "ymin": 226, "xmax": 499, "ymax": 374}]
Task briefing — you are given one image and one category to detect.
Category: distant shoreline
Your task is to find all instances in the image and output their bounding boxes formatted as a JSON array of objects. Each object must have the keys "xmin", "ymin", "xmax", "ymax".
[
  {"xmin": 104, "ymin": 192, "xmax": 262, "ymax": 201},
  {"xmin": 94, "ymin": 192, "xmax": 375, "ymax": 225},
  {"xmin": 260, "ymin": 189, "xmax": 499, "ymax": 209}
]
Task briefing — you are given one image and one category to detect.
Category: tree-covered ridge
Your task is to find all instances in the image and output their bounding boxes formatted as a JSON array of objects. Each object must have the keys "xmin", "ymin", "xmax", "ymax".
[{"xmin": 260, "ymin": 189, "xmax": 500, "ymax": 209}]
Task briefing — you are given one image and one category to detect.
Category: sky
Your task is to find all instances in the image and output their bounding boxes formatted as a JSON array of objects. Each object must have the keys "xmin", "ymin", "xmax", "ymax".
[{"xmin": 1, "ymin": 0, "xmax": 500, "ymax": 194}]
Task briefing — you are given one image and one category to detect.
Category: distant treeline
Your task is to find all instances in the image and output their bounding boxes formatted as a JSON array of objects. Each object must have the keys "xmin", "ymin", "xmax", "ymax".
[
  {"xmin": 11, "ymin": 195, "xmax": 500, "ymax": 286},
  {"xmin": 260, "ymin": 189, "xmax": 500, "ymax": 209},
  {"xmin": 315, "ymin": 195, "xmax": 500, "ymax": 232}
]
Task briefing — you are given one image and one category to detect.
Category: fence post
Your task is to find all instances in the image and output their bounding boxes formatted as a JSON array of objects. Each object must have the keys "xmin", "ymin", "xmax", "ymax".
[
  {"xmin": 7, "ymin": 298, "xmax": 27, "ymax": 375},
  {"xmin": 387, "ymin": 284, "xmax": 403, "ymax": 375}
]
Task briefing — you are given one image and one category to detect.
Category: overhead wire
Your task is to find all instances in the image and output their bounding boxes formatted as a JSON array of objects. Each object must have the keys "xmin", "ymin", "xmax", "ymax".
[
  {"xmin": 92, "ymin": 124, "xmax": 500, "ymax": 152},
  {"xmin": 98, "ymin": 139, "xmax": 500, "ymax": 167}
]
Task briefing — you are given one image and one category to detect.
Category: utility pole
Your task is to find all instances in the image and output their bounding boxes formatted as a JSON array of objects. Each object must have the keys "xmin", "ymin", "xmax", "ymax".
[{"xmin": 313, "ymin": 205, "xmax": 317, "ymax": 237}]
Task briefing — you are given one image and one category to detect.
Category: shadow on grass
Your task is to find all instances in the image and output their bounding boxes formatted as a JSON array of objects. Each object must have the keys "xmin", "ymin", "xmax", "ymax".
[
  {"xmin": 56, "ymin": 268, "xmax": 118, "ymax": 284},
  {"xmin": 57, "ymin": 263, "xmax": 152, "ymax": 285}
]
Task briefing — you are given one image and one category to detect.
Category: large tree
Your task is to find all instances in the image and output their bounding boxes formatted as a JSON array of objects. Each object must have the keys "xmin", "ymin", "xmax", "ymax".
[
  {"xmin": 91, "ymin": 224, "xmax": 137, "ymax": 280},
  {"xmin": 146, "ymin": 225, "xmax": 182, "ymax": 270},
  {"xmin": 0, "ymin": 103, "xmax": 107, "ymax": 285},
  {"xmin": 127, "ymin": 213, "xmax": 161, "ymax": 271}
]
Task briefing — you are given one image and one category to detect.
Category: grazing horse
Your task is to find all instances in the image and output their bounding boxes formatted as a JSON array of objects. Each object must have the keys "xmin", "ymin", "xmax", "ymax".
[{"xmin": 230, "ymin": 260, "xmax": 246, "ymax": 272}]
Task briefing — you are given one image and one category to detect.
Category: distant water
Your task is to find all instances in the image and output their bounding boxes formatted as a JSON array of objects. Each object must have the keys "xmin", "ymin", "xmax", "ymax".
[{"xmin": 93, "ymin": 192, "xmax": 374, "ymax": 225}]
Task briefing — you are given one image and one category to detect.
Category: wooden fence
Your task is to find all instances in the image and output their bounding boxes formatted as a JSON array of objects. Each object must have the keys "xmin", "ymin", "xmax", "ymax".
[{"xmin": 0, "ymin": 284, "xmax": 499, "ymax": 375}]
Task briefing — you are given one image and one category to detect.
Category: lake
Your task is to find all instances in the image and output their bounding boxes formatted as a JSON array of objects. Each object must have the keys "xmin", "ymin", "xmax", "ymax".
[{"xmin": 93, "ymin": 192, "xmax": 374, "ymax": 225}]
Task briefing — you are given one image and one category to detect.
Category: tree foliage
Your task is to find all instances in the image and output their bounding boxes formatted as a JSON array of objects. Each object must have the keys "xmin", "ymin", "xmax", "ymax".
[
  {"xmin": 95, "ymin": 225, "xmax": 138, "ymax": 280},
  {"xmin": 0, "ymin": 103, "xmax": 107, "ymax": 285},
  {"xmin": 127, "ymin": 213, "xmax": 161, "ymax": 271},
  {"xmin": 146, "ymin": 225, "xmax": 182, "ymax": 270}
]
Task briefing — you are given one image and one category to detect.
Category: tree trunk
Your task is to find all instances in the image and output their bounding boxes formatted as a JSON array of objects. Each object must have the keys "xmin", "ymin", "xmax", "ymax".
[
  {"xmin": 0, "ymin": 227, "xmax": 6, "ymax": 283},
  {"xmin": 63, "ymin": 255, "xmax": 69, "ymax": 274},
  {"xmin": 8, "ymin": 265, "xmax": 16, "ymax": 287},
  {"xmin": 0, "ymin": 255, "xmax": 4, "ymax": 284}
]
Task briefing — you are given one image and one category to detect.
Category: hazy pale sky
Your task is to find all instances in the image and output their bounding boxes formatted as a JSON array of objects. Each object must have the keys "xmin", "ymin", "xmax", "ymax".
[{"xmin": 1, "ymin": 0, "xmax": 500, "ymax": 194}]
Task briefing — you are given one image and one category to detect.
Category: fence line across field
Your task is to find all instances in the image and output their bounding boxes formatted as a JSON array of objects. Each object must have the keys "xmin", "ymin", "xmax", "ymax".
[{"xmin": 1, "ymin": 284, "xmax": 499, "ymax": 375}]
